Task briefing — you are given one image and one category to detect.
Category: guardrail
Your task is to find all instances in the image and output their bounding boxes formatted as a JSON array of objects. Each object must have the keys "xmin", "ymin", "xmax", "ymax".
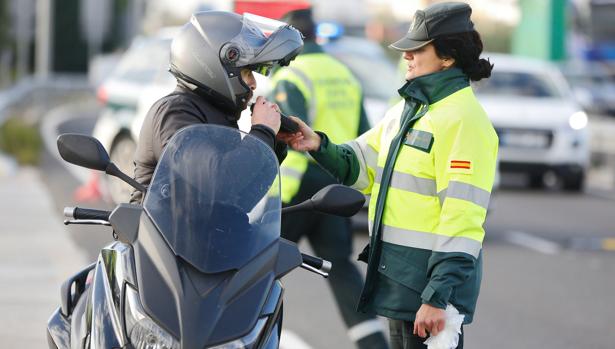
[{"xmin": 0, "ymin": 75, "xmax": 91, "ymax": 125}]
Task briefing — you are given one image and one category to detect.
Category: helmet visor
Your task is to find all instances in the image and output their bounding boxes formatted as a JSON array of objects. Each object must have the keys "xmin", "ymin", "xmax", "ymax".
[{"xmin": 227, "ymin": 13, "xmax": 300, "ymax": 68}]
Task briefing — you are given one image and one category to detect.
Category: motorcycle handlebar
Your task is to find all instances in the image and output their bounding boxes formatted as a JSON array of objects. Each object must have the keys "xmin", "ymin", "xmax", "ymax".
[
  {"xmin": 301, "ymin": 253, "xmax": 332, "ymax": 276},
  {"xmin": 64, "ymin": 207, "xmax": 111, "ymax": 221}
]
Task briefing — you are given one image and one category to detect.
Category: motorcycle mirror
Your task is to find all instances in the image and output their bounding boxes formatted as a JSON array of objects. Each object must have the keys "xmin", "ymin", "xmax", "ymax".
[
  {"xmin": 310, "ymin": 184, "xmax": 365, "ymax": 217},
  {"xmin": 57, "ymin": 133, "xmax": 111, "ymax": 171},
  {"xmin": 282, "ymin": 184, "xmax": 365, "ymax": 217},
  {"xmin": 56, "ymin": 134, "xmax": 146, "ymax": 193}
]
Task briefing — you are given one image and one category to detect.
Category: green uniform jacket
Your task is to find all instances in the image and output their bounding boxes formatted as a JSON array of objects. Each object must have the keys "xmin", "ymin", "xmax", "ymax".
[{"xmin": 310, "ymin": 68, "xmax": 498, "ymax": 324}]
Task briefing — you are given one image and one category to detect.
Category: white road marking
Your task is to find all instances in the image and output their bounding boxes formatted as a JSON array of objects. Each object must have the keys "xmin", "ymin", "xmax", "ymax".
[
  {"xmin": 504, "ymin": 231, "xmax": 562, "ymax": 255},
  {"xmin": 347, "ymin": 318, "xmax": 387, "ymax": 342},
  {"xmin": 280, "ymin": 330, "xmax": 312, "ymax": 349},
  {"xmin": 40, "ymin": 103, "xmax": 92, "ymax": 184}
]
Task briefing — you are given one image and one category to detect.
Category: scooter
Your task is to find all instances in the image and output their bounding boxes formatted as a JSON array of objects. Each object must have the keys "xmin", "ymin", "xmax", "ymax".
[{"xmin": 46, "ymin": 124, "xmax": 365, "ymax": 349}]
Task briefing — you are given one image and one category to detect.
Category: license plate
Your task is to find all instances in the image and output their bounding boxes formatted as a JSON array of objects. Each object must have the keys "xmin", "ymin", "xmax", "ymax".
[{"xmin": 499, "ymin": 131, "xmax": 550, "ymax": 148}]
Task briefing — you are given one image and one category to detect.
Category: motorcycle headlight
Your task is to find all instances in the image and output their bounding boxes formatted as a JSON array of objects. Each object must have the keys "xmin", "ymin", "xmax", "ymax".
[
  {"xmin": 207, "ymin": 317, "xmax": 268, "ymax": 349},
  {"xmin": 569, "ymin": 111, "xmax": 588, "ymax": 130},
  {"xmin": 124, "ymin": 285, "xmax": 180, "ymax": 349}
]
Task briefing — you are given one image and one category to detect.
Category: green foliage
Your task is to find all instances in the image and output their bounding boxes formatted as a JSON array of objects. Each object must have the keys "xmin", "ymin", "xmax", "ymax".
[{"xmin": 0, "ymin": 117, "xmax": 42, "ymax": 165}]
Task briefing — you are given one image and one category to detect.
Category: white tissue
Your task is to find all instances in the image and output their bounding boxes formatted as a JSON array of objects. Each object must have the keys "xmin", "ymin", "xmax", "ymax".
[{"xmin": 423, "ymin": 304, "xmax": 464, "ymax": 349}]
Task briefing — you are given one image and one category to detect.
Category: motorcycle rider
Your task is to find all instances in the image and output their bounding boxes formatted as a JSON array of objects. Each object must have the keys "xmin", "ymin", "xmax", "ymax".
[{"xmin": 131, "ymin": 11, "xmax": 303, "ymax": 203}]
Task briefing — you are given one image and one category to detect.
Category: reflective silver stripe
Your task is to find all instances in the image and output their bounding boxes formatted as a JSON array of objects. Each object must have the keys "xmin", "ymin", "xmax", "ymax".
[
  {"xmin": 280, "ymin": 167, "xmax": 303, "ymax": 180},
  {"xmin": 375, "ymin": 167, "xmax": 437, "ymax": 197},
  {"xmin": 362, "ymin": 144, "xmax": 378, "ymax": 169},
  {"xmin": 285, "ymin": 66, "xmax": 316, "ymax": 125},
  {"xmin": 346, "ymin": 140, "xmax": 375, "ymax": 191},
  {"xmin": 347, "ymin": 319, "xmax": 387, "ymax": 342},
  {"xmin": 437, "ymin": 190, "xmax": 446, "ymax": 206},
  {"xmin": 381, "ymin": 224, "xmax": 482, "ymax": 257},
  {"xmin": 439, "ymin": 181, "xmax": 491, "ymax": 209}
]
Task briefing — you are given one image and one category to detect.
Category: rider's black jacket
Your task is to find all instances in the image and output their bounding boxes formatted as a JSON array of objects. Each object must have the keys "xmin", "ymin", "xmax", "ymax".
[{"xmin": 131, "ymin": 83, "xmax": 287, "ymax": 203}]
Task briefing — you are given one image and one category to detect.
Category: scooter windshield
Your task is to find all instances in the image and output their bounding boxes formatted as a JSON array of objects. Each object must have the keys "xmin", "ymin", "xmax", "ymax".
[{"xmin": 143, "ymin": 124, "xmax": 281, "ymax": 273}]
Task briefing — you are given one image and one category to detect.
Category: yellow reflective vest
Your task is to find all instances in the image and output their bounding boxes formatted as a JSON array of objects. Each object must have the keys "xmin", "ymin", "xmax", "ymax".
[{"xmin": 271, "ymin": 51, "xmax": 363, "ymax": 203}]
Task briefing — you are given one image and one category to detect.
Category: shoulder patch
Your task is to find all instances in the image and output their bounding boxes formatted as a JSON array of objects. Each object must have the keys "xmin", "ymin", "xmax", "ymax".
[{"xmin": 449, "ymin": 159, "xmax": 473, "ymax": 174}]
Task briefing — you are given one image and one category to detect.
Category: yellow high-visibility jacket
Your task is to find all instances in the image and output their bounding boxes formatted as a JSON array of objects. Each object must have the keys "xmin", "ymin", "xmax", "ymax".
[{"xmin": 311, "ymin": 68, "xmax": 498, "ymax": 323}]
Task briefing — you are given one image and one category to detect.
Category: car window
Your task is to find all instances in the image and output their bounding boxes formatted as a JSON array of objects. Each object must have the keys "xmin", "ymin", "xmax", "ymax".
[
  {"xmin": 473, "ymin": 71, "xmax": 562, "ymax": 98},
  {"xmin": 113, "ymin": 37, "xmax": 172, "ymax": 84}
]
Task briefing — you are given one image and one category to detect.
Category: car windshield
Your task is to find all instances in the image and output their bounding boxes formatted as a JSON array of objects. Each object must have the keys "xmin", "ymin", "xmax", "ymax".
[
  {"xmin": 143, "ymin": 125, "xmax": 281, "ymax": 273},
  {"xmin": 473, "ymin": 71, "xmax": 562, "ymax": 98}
]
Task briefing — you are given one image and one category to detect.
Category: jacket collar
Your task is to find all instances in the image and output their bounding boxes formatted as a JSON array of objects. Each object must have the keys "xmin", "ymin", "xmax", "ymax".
[
  {"xmin": 300, "ymin": 41, "xmax": 324, "ymax": 55},
  {"xmin": 397, "ymin": 67, "xmax": 469, "ymax": 105}
]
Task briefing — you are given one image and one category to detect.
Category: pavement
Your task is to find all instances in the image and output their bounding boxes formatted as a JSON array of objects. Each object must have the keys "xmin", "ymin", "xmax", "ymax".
[{"xmin": 0, "ymin": 167, "xmax": 86, "ymax": 348}]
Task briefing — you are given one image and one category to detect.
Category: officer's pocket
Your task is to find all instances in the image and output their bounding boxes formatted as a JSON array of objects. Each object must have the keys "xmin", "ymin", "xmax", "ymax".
[{"xmin": 377, "ymin": 244, "xmax": 428, "ymax": 294}]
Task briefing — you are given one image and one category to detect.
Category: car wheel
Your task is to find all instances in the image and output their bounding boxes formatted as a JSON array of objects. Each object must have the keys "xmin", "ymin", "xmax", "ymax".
[
  {"xmin": 107, "ymin": 134, "xmax": 137, "ymax": 203},
  {"xmin": 562, "ymin": 171, "xmax": 585, "ymax": 192}
]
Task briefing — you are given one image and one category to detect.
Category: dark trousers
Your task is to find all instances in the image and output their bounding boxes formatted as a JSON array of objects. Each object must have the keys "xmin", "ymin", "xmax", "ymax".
[
  {"xmin": 388, "ymin": 319, "xmax": 464, "ymax": 349},
  {"xmin": 282, "ymin": 168, "xmax": 389, "ymax": 349}
]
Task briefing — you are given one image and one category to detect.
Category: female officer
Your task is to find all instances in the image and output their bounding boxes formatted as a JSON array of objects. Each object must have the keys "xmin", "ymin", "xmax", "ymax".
[{"xmin": 280, "ymin": 2, "xmax": 498, "ymax": 348}]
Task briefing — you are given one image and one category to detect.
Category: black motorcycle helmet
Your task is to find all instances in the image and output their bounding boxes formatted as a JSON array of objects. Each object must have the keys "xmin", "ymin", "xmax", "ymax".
[{"xmin": 169, "ymin": 11, "xmax": 303, "ymax": 118}]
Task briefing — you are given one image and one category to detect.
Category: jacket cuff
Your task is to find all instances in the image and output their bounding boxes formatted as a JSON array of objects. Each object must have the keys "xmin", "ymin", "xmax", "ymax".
[
  {"xmin": 274, "ymin": 140, "xmax": 288, "ymax": 163},
  {"xmin": 421, "ymin": 284, "xmax": 450, "ymax": 309},
  {"xmin": 250, "ymin": 124, "xmax": 276, "ymax": 150},
  {"xmin": 310, "ymin": 131, "xmax": 329, "ymax": 154}
]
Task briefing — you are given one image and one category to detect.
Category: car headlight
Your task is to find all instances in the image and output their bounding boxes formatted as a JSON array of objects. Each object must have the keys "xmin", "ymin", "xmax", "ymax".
[
  {"xmin": 207, "ymin": 317, "xmax": 268, "ymax": 349},
  {"xmin": 124, "ymin": 285, "xmax": 180, "ymax": 349},
  {"xmin": 569, "ymin": 111, "xmax": 588, "ymax": 130}
]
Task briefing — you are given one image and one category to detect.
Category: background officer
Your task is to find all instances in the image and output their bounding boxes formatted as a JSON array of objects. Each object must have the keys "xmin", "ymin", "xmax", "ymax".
[{"xmin": 270, "ymin": 7, "xmax": 389, "ymax": 349}]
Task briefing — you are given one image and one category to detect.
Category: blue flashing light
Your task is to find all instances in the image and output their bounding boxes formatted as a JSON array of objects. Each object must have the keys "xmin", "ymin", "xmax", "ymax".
[{"xmin": 316, "ymin": 22, "xmax": 344, "ymax": 40}]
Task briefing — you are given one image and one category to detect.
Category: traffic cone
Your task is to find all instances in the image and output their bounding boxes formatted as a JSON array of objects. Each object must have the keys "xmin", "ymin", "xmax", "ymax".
[{"xmin": 73, "ymin": 171, "xmax": 103, "ymax": 202}]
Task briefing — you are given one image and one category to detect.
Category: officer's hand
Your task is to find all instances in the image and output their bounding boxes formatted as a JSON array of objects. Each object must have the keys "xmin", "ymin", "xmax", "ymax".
[
  {"xmin": 251, "ymin": 96, "xmax": 281, "ymax": 134},
  {"xmin": 277, "ymin": 116, "xmax": 321, "ymax": 152},
  {"xmin": 414, "ymin": 303, "xmax": 446, "ymax": 338}
]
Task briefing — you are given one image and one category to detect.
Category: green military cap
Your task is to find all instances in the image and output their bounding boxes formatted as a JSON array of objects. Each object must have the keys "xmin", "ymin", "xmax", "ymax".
[{"xmin": 389, "ymin": 2, "xmax": 474, "ymax": 51}]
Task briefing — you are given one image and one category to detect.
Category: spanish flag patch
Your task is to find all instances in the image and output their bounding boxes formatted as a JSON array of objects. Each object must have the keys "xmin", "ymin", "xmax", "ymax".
[
  {"xmin": 450, "ymin": 160, "xmax": 471, "ymax": 169},
  {"xmin": 449, "ymin": 160, "xmax": 473, "ymax": 174}
]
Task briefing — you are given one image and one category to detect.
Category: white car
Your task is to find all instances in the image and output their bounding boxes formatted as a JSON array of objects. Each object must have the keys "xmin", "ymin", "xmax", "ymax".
[
  {"xmin": 91, "ymin": 28, "xmax": 177, "ymax": 203},
  {"xmin": 474, "ymin": 53, "xmax": 589, "ymax": 191}
]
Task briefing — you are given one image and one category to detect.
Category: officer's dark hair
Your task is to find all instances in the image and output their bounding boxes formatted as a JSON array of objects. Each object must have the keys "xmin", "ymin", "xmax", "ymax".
[
  {"xmin": 281, "ymin": 8, "xmax": 316, "ymax": 42},
  {"xmin": 433, "ymin": 30, "xmax": 493, "ymax": 82}
]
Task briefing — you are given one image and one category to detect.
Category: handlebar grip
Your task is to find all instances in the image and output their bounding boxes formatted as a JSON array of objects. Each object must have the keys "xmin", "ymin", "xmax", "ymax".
[
  {"xmin": 64, "ymin": 207, "xmax": 111, "ymax": 221},
  {"xmin": 301, "ymin": 253, "xmax": 332, "ymax": 276},
  {"xmin": 302, "ymin": 253, "xmax": 324, "ymax": 269}
]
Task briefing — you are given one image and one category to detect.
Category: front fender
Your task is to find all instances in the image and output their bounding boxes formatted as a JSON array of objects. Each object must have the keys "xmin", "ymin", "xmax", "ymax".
[{"xmin": 47, "ymin": 308, "xmax": 71, "ymax": 349}]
